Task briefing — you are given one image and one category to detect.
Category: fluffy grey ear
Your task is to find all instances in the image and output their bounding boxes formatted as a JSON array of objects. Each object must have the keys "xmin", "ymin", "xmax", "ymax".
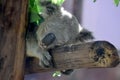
[
  {"xmin": 76, "ymin": 28, "xmax": 94, "ymax": 42},
  {"xmin": 40, "ymin": 1, "xmax": 59, "ymax": 15},
  {"xmin": 46, "ymin": 4, "xmax": 59, "ymax": 15}
]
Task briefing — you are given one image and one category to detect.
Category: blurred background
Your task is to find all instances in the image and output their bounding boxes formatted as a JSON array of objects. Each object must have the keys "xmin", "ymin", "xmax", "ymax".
[{"xmin": 25, "ymin": 0, "xmax": 120, "ymax": 80}]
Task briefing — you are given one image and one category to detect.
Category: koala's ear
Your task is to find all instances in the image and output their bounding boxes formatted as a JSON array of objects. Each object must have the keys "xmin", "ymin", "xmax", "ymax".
[
  {"xmin": 46, "ymin": 4, "xmax": 59, "ymax": 15},
  {"xmin": 40, "ymin": 1, "xmax": 59, "ymax": 15}
]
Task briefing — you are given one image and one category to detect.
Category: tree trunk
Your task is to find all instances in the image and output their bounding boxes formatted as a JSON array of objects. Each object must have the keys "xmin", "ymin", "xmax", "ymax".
[{"xmin": 0, "ymin": 0, "xmax": 28, "ymax": 80}]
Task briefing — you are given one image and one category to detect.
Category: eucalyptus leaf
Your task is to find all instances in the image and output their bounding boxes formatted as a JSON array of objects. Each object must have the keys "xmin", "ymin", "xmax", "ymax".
[
  {"xmin": 52, "ymin": 71, "xmax": 61, "ymax": 77},
  {"xmin": 93, "ymin": 0, "xmax": 96, "ymax": 2},
  {"xmin": 51, "ymin": 0, "xmax": 64, "ymax": 5},
  {"xmin": 30, "ymin": 13, "xmax": 41, "ymax": 23},
  {"xmin": 29, "ymin": 0, "xmax": 65, "ymax": 25},
  {"xmin": 114, "ymin": 0, "xmax": 120, "ymax": 6},
  {"xmin": 29, "ymin": 0, "xmax": 35, "ymax": 7}
]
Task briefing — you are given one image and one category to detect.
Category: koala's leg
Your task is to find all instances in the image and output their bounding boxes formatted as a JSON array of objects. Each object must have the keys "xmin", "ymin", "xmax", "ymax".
[
  {"xmin": 76, "ymin": 28, "xmax": 94, "ymax": 42},
  {"xmin": 37, "ymin": 48, "xmax": 53, "ymax": 68},
  {"xmin": 26, "ymin": 39, "xmax": 52, "ymax": 68},
  {"xmin": 37, "ymin": 33, "xmax": 56, "ymax": 67}
]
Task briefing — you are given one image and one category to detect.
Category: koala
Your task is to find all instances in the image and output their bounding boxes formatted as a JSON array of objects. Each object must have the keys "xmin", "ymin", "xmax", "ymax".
[{"xmin": 26, "ymin": 0, "xmax": 94, "ymax": 75}]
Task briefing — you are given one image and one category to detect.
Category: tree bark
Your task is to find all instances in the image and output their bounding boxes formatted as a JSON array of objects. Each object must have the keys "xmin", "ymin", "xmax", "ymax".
[
  {"xmin": 25, "ymin": 41, "xmax": 119, "ymax": 74},
  {"xmin": 0, "ymin": 0, "xmax": 28, "ymax": 80}
]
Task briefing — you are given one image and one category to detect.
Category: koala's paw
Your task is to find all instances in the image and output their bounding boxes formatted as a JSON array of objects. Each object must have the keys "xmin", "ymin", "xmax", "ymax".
[
  {"xmin": 61, "ymin": 69, "xmax": 74, "ymax": 75},
  {"xmin": 39, "ymin": 51, "xmax": 53, "ymax": 68}
]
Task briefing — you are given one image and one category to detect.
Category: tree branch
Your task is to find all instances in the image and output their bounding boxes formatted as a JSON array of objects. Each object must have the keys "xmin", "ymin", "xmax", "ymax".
[{"xmin": 25, "ymin": 41, "xmax": 120, "ymax": 74}]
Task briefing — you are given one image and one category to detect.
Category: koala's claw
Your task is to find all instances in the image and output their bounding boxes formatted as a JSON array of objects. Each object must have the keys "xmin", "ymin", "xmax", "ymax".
[{"xmin": 39, "ymin": 51, "xmax": 53, "ymax": 68}]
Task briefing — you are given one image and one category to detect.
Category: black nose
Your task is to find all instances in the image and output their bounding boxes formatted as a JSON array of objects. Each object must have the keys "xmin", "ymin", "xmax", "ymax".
[{"xmin": 42, "ymin": 33, "xmax": 56, "ymax": 46}]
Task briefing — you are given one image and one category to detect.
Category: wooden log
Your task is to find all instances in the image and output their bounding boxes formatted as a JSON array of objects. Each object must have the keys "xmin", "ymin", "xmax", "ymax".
[
  {"xmin": 25, "ymin": 41, "xmax": 120, "ymax": 74},
  {"xmin": 0, "ymin": 0, "xmax": 28, "ymax": 80}
]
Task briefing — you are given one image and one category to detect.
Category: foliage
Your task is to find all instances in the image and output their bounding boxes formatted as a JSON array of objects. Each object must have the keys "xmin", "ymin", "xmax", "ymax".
[
  {"xmin": 93, "ymin": 0, "xmax": 120, "ymax": 6},
  {"xmin": 93, "ymin": 0, "xmax": 96, "ymax": 2},
  {"xmin": 29, "ymin": 0, "xmax": 42, "ymax": 24},
  {"xmin": 114, "ymin": 0, "xmax": 120, "ymax": 6},
  {"xmin": 29, "ymin": 0, "xmax": 65, "ymax": 25},
  {"xmin": 51, "ymin": 0, "xmax": 64, "ymax": 5},
  {"xmin": 52, "ymin": 71, "xmax": 61, "ymax": 77}
]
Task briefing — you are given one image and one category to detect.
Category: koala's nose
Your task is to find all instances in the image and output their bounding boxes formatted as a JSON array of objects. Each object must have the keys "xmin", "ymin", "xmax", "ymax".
[{"xmin": 42, "ymin": 33, "xmax": 56, "ymax": 46}]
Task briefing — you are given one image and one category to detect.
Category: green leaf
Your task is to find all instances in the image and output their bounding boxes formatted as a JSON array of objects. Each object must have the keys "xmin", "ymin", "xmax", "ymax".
[
  {"xmin": 29, "ymin": 0, "xmax": 35, "ymax": 7},
  {"xmin": 114, "ymin": 0, "xmax": 120, "ymax": 6},
  {"xmin": 30, "ymin": 12, "xmax": 40, "ymax": 23},
  {"xmin": 52, "ymin": 71, "xmax": 61, "ymax": 77},
  {"xmin": 51, "ymin": 0, "xmax": 65, "ymax": 5},
  {"xmin": 93, "ymin": 0, "xmax": 97, "ymax": 2},
  {"xmin": 35, "ymin": 0, "xmax": 43, "ymax": 13},
  {"xmin": 29, "ymin": 0, "xmax": 44, "ymax": 24},
  {"xmin": 28, "ymin": 0, "xmax": 65, "ymax": 25}
]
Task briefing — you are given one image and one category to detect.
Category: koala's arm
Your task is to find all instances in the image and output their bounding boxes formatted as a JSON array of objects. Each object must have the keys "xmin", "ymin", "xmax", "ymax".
[{"xmin": 26, "ymin": 30, "xmax": 53, "ymax": 67}]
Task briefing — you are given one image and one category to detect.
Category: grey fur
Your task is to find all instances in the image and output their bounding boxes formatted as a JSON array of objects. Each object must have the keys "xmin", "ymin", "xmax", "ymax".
[{"xmin": 26, "ymin": 1, "xmax": 94, "ymax": 68}]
